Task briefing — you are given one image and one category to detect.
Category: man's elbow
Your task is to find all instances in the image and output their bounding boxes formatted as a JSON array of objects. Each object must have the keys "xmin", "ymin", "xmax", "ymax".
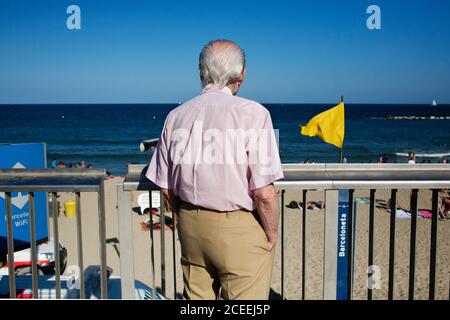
[
  {"xmin": 161, "ymin": 188, "xmax": 170, "ymax": 198},
  {"xmin": 254, "ymin": 184, "xmax": 277, "ymax": 203}
]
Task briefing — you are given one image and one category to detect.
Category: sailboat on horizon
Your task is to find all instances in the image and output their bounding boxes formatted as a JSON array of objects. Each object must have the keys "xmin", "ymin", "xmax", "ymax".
[{"xmin": 432, "ymin": 99, "xmax": 438, "ymax": 106}]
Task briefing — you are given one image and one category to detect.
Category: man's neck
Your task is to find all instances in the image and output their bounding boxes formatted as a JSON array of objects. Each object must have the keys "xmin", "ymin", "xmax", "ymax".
[{"xmin": 227, "ymin": 83, "xmax": 239, "ymax": 95}]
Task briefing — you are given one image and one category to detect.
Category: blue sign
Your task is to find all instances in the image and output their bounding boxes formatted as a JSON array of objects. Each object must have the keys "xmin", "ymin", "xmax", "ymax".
[
  {"xmin": 0, "ymin": 143, "xmax": 49, "ymax": 256},
  {"xmin": 336, "ymin": 189, "xmax": 356, "ymax": 300}
]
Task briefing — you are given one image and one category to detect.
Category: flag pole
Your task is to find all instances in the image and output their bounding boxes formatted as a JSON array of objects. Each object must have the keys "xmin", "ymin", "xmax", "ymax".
[{"xmin": 339, "ymin": 96, "xmax": 344, "ymax": 163}]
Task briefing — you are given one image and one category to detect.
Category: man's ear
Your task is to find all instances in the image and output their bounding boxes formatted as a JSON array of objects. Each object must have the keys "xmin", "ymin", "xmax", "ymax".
[{"xmin": 240, "ymin": 67, "xmax": 246, "ymax": 83}]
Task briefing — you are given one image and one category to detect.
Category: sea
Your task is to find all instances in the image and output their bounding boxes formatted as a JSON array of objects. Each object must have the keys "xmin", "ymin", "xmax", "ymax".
[{"xmin": 0, "ymin": 104, "xmax": 449, "ymax": 175}]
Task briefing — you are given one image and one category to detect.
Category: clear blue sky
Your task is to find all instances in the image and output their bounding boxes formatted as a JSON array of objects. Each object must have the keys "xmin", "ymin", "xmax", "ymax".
[{"xmin": 1, "ymin": 0, "xmax": 449, "ymax": 104}]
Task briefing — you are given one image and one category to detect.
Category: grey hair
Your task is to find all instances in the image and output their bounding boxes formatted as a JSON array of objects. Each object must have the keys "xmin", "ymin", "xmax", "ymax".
[{"xmin": 199, "ymin": 39, "xmax": 246, "ymax": 89}]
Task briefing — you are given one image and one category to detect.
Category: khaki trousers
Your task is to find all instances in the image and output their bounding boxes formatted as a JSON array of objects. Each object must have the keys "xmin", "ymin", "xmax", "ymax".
[{"xmin": 177, "ymin": 201, "xmax": 275, "ymax": 300}]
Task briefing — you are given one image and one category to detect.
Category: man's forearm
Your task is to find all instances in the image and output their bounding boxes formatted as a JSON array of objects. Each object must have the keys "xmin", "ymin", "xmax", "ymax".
[
  {"xmin": 161, "ymin": 188, "xmax": 180, "ymax": 214},
  {"xmin": 255, "ymin": 190, "xmax": 279, "ymax": 250}
]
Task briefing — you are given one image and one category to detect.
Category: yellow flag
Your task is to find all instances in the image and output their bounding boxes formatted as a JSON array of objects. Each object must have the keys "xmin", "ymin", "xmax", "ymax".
[{"xmin": 299, "ymin": 102, "xmax": 345, "ymax": 148}]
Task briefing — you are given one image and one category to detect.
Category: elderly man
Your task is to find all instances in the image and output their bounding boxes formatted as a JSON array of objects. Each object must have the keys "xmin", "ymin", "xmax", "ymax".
[{"xmin": 146, "ymin": 39, "xmax": 284, "ymax": 300}]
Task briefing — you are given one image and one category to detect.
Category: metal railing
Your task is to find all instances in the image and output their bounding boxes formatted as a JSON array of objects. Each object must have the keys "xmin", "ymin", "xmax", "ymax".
[
  {"xmin": 117, "ymin": 163, "xmax": 450, "ymax": 300},
  {"xmin": 2, "ymin": 165, "xmax": 448, "ymax": 299},
  {"xmin": 277, "ymin": 164, "xmax": 450, "ymax": 300},
  {"xmin": 0, "ymin": 169, "xmax": 106, "ymax": 299}
]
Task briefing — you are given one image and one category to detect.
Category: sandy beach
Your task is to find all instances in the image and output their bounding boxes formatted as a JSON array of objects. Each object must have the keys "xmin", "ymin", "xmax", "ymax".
[{"xmin": 52, "ymin": 178, "xmax": 449, "ymax": 300}]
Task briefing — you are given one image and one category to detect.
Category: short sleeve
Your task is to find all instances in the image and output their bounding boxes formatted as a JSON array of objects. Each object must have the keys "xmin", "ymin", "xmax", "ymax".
[
  {"xmin": 248, "ymin": 110, "xmax": 284, "ymax": 190},
  {"xmin": 146, "ymin": 117, "xmax": 170, "ymax": 189}
]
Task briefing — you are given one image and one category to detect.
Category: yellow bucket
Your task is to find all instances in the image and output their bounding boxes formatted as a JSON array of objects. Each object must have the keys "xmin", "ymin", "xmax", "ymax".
[{"xmin": 64, "ymin": 200, "xmax": 76, "ymax": 218}]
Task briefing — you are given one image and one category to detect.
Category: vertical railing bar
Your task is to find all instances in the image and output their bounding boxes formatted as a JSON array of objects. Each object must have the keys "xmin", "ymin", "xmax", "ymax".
[
  {"xmin": 367, "ymin": 189, "xmax": 376, "ymax": 300},
  {"xmin": 408, "ymin": 189, "xmax": 418, "ymax": 300},
  {"xmin": 75, "ymin": 192, "xmax": 85, "ymax": 299},
  {"xmin": 388, "ymin": 189, "xmax": 397, "ymax": 300},
  {"xmin": 149, "ymin": 190, "xmax": 156, "ymax": 299},
  {"xmin": 52, "ymin": 192, "xmax": 61, "ymax": 299},
  {"xmin": 346, "ymin": 189, "xmax": 354, "ymax": 300},
  {"xmin": 172, "ymin": 208, "xmax": 177, "ymax": 299},
  {"xmin": 429, "ymin": 189, "xmax": 439, "ymax": 300},
  {"xmin": 281, "ymin": 189, "xmax": 285, "ymax": 300},
  {"xmin": 117, "ymin": 185, "xmax": 135, "ymax": 299},
  {"xmin": 28, "ymin": 192, "xmax": 38, "ymax": 298},
  {"xmin": 5, "ymin": 192, "xmax": 16, "ymax": 298},
  {"xmin": 160, "ymin": 190, "xmax": 166, "ymax": 297},
  {"xmin": 301, "ymin": 189, "xmax": 307, "ymax": 300},
  {"xmin": 323, "ymin": 190, "xmax": 339, "ymax": 300},
  {"xmin": 98, "ymin": 181, "xmax": 108, "ymax": 299}
]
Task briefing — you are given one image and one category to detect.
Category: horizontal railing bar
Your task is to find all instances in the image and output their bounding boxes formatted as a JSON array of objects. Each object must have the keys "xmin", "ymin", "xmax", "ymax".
[
  {"xmin": 274, "ymin": 181, "xmax": 334, "ymax": 190},
  {"xmin": 283, "ymin": 163, "xmax": 450, "ymax": 172},
  {"xmin": 328, "ymin": 181, "xmax": 450, "ymax": 189},
  {"xmin": 124, "ymin": 179, "xmax": 450, "ymax": 191},
  {"xmin": 0, "ymin": 169, "xmax": 105, "ymax": 192},
  {"xmin": 0, "ymin": 168, "xmax": 105, "ymax": 176},
  {"xmin": 128, "ymin": 163, "xmax": 450, "ymax": 174},
  {"xmin": 0, "ymin": 185, "xmax": 102, "ymax": 192},
  {"xmin": 274, "ymin": 181, "xmax": 450, "ymax": 190},
  {"xmin": 123, "ymin": 164, "xmax": 450, "ymax": 191}
]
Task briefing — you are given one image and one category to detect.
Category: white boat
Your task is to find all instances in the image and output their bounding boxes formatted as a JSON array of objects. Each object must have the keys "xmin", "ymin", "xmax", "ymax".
[{"xmin": 432, "ymin": 100, "xmax": 438, "ymax": 106}]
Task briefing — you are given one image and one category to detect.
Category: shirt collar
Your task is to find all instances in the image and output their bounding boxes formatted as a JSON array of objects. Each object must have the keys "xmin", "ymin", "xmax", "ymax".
[{"xmin": 200, "ymin": 84, "xmax": 233, "ymax": 96}]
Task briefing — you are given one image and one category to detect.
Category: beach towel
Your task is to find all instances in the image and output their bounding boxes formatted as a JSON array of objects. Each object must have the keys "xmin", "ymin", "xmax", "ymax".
[
  {"xmin": 355, "ymin": 197, "xmax": 370, "ymax": 204},
  {"xmin": 419, "ymin": 210, "xmax": 433, "ymax": 219},
  {"xmin": 395, "ymin": 209, "xmax": 411, "ymax": 219}
]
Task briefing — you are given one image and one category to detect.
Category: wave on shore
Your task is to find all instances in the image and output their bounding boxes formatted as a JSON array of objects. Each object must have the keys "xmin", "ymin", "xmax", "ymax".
[{"xmin": 395, "ymin": 152, "xmax": 450, "ymax": 158}]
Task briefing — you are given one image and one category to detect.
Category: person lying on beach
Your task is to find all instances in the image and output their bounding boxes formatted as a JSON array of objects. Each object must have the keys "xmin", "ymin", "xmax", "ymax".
[
  {"xmin": 299, "ymin": 201, "xmax": 325, "ymax": 210},
  {"xmin": 388, "ymin": 197, "xmax": 447, "ymax": 220},
  {"xmin": 439, "ymin": 197, "xmax": 450, "ymax": 220}
]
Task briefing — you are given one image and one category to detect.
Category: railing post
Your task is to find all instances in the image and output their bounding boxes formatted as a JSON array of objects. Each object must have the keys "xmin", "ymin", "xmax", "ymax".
[
  {"xmin": 28, "ymin": 192, "xmax": 38, "ymax": 298},
  {"xmin": 301, "ymin": 189, "xmax": 307, "ymax": 300},
  {"xmin": 51, "ymin": 192, "xmax": 61, "ymax": 299},
  {"xmin": 160, "ymin": 190, "xmax": 166, "ymax": 297},
  {"xmin": 5, "ymin": 192, "xmax": 16, "ymax": 298},
  {"xmin": 117, "ymin": 183, "xmax": 136, "ymax": 299},
  {"xmin": 98, "ymin": 180, "xmax": 108, "ymax": 299},
  {"xmin": 75, "ymin": 192, "xmax": 85, "ymax": 299},
  {"xmin": 323, "ymin": 189, "xmax": 339, "ymax": 300},
  {"xmin": 280, "ymin": 189, "xmax": 285, "ymax": 300}
]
